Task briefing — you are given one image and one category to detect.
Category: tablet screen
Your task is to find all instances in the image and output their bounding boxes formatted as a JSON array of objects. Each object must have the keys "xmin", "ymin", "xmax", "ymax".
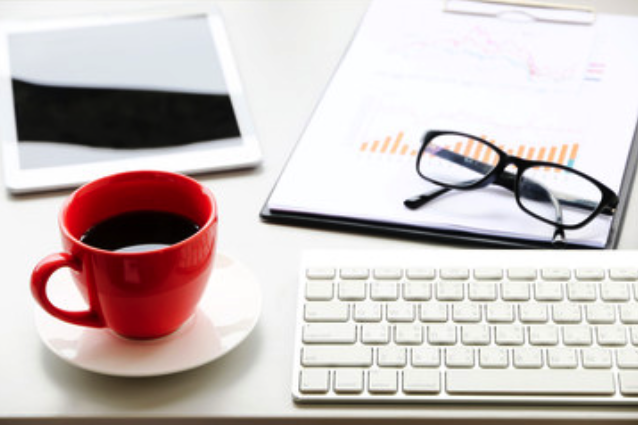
[{"xmin": 1, "ymin": 12, "xmax": 260, "ymax": 192}]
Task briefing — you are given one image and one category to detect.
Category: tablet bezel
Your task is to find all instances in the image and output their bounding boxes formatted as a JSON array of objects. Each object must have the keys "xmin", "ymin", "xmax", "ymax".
[{"xmin": 0, "ymin": 9, "xmax": 261, "ymax": 194}]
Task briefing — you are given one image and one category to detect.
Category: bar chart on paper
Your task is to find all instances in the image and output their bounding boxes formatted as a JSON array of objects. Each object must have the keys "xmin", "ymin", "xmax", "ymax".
[{"xmin": 358, "ymin": 131, "xmax": 580, "ymax": 169}]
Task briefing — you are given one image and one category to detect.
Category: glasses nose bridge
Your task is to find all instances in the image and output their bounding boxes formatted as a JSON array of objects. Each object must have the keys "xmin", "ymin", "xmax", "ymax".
[{"xmin": 501, "ymin": 156, "xmax": 527, "ymax": 173}]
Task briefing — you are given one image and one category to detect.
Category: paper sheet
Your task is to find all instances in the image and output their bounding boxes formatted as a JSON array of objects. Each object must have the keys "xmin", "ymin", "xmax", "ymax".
[{"xmin": 267, "ymin": 0, "xmax": 638, "ymax": 247}]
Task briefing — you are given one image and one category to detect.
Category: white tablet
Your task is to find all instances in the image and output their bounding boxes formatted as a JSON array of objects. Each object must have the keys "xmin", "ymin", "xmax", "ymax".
[{"xmin": 0, "ymin": 9, "xmax": 261, "ymax": 193}]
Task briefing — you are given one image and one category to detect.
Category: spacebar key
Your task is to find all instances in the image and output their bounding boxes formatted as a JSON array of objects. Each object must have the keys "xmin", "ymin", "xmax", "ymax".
[{"xmin": 447, "ymin": 370, "xmax": 615, "ymax": 395}]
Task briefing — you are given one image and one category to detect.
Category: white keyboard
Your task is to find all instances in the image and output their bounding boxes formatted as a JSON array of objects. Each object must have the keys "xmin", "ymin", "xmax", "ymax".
[{"xmin": 292, "ymin": 250, "xmax": 638, "ymax": 405}]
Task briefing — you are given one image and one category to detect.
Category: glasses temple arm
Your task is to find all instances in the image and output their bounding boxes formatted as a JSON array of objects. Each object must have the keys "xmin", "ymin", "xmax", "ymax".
[{"xmin": 404, "ymin": 187, "xmax": 452, "ymax": 209}]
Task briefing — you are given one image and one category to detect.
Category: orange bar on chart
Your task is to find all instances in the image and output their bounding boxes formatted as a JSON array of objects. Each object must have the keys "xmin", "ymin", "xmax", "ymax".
[
  {"xmin": 473, "ymin": 143, "xmax": 484, "ymax": 160},
  {"xmin": 557, "ymin": 144, "xmax": 568, "ymax": 166},
  {"xmin": 482, "ymin": 146, "xmax": 492, "ymax": 164},
  {"xmin": 537, "ymin": 147, "xmax": 547, "ymax": 161},
  {"xmin": 454, "ymin": 142, "xmax": 463, "ymax": 153},
  {"xmin": 527, "ymin": 147, "xmax": 536, "ymax": 160},
  {"xmin": 371, "ymin": 140, "xmax": 380, "ymax": 152},
  {"xmin": 380, "ymin": 136, "xmax": 392, "ymax": 153},
  {"xmin": 516, "ymin": 145, "xmax": 525, "ymax": 157},
  {"xmin": 360, "ymin": 142, "xmax": 369, "ymax": 152},
  {"xmin": 567, "ymin": 143, "xmax": 579, "ymax": 168},
  {"xmin": 400, "ymin": 144, "xmax": 409, "ymax": 155},
  {"xmin": 463, "ymin": 139, "xmax": 475, "ymax": 157},
  {"xmin": 547, "ymin": 146, "xmax": 557, "ymax": 163},
  {"xmin": 390, "ymin": 132, "xmax": 404, "ymax": 154}
]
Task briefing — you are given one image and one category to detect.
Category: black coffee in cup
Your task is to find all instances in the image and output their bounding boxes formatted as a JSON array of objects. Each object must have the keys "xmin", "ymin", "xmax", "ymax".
[{"xmin": 80, "ymin": 210, "xmax": 200, "ymax": 253}]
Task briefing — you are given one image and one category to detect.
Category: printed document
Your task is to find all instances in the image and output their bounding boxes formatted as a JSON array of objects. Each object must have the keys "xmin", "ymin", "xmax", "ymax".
[{"xmin": 266, "ymin": 0, "xmax": 638, "ymax": 247}]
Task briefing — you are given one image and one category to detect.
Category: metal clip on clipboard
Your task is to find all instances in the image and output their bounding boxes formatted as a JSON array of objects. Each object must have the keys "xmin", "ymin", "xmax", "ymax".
[{"xmin": 444, "ymin": 0, "xmax": 596, "ymax": 24}]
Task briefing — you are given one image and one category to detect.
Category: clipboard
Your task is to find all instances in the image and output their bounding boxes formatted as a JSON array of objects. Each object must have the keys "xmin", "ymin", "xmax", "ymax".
[{"xmin": 261, "ymin": 0, "xmax": 638, "ymax": 249}]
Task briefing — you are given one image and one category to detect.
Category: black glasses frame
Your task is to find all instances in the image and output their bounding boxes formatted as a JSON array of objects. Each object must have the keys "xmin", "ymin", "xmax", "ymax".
[{"xmin": 410, "ymin": 130, "xmax": 619, "ymax": 230}]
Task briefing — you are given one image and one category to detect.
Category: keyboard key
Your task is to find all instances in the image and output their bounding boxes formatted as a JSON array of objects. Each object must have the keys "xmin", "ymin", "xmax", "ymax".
[
  {"xmin": 339, "ymin": 281, "xmax": 366, "ymax": 300},
  {"xmin": 474, "ymin": 267, "xmax": 503, "ymax": 281},
  {"xmin": 340, "ymin": 268, "xmax": 369, "ymax": 279},
  {"xmin": 302, "ymin": 346, "xmax": 373, "ymax": 367},
  {"xmin": 354, "ymin": 303, "xmax": 382, "ymax": 322},
  {"xmin": 395, "ymin": 323, "xmax": 423, "ymax": 345},
  {"xmin": 547, "ymin": 348, "xmax": 578, "ymax": 368},
  {"xmin": 601, "ymin": 282, "xmax": 630, "ymax": 302},
  {"xmin": 299, "ymin": 369, "xmax": 330, "ymax": 394},
  {"xmin": 412, "ymin": 347, "xmax": 441, "ymax": 367},
  {"xmin": 302, "ymin": 323, "xmax": 356, "ymax": 344},
  {"xmin": 562, "ymin": 325, "xmax": 593, "ymax": 346},
  {"xmin": 304, "ymin": 302, "xmax": 349, "ymax": 322},
  {"xmin": 501, "ymin": 282, "xmax": 530, "ymax": 301},
  {"xmin": 461, "ymin": 324, "xmax": 491, "ymax": 345},
  {"xmin": 486, "ymin": 303, "xmax": 514, "ymax": 323},
  {"xmin": 529, "ymin": 325, "xmax": 559, "ymax": 346},
  {"xmin": 535, "ymin": 282, "xmax": 564, "ymax": 301},
  {"xmin": 403, "ymin": 369, "xmax": 441, "ymax": 394},
  {"xmin": 468, "ymin": 281, "xmax": 497, "ymax": 301},
  {"xmin": 361, "ymin": 324, "xmax": 390, "ymax": 344},
  {"xmin": 495, "ymin": 325, "xmax": 525, "ymax": 345},
  {"xmin": 507, "ymin": 268, "xmax": 537, "ymax": 281},
  {"xmin": 619, "ymin": 371, "xmax": 638, "ymax": 395},
  {"xmin": 373, "ymin": 267, "xmax": 402, "ymax": 280},
  {"xmin": 575, "ymin": 268, "xmax": 605, "ymax": 281},
  {"xmin": 479, "ymin": 347, "xmax": 509, "ymax": 368},
  {"xmin": 519, "ymin": 303, "xmax": 548, "ymax": 323},
  {"xmin": 616, "ymin": 348, "xmax": 638, "ymax": 369},
  {"xmin": 436, "ymin": 281, "xmax": 464, "ymax": 301},
  {"xmin": 596, "ymin": 325, "xmax": 627, "ymax": 346},
  {"xmin": 305, "ymin": 280, "xmax": 334, "ymax": 301},
  {"xmin": 582, "ymin": 348, "xmax": 613, "ymax": 368},
  {"xmin": 406, "ymin": 267, "xmax": 435, "ymax": 280},
  {"xmin": 586, "ymin": 304, "xmax": 616, "ymax": 324},
  {"xmin": 427, "ymin": 325, "xmax": 457, "ymax": 345},
  {"xmin": 610, "ymin": 268, "xmax": 638, "ymax": 281},
  {"xmin": 387, "ymin": 303, "xmax": 415, "ymax": 322},
  {"xmin": 445, "ymin": 347, "xmax": 474, "ymax": 368},
  {"xmin": 446, "ymin": 370, "xmax": 615, "ymax": 395},
  {"xmin": 440, "ymin": 268, "xmax": 469, "ymax": 280},
  {"xmin": 452, "ymin": 303, "xmax": 481, "ymax": 323},
  {"xmin": 541, "ymin": 267, "xmax": 571, "ymax": 281},
  {"xmin": 620, "ymin": 305, "xmax": 638, "ymax": 324},
  {"xmin": 378, "ymin": 346, "xmax": 407, "ymax": 367},
  {"xmin": 567, "ymin": 281, "xmax": 597, "ymax": 301},
  {"xmin": 370, "ymin": 281, "xmax": 399, "ymax": 301},
  {"xmin": 368, "ymin": 370, "xmax": 398, "ymax": 393},
  {"xmin": 553, "ymin": 304, "xmax": 582, "ymax": 324},
  {"xmin": 334, "ymin": 369, "xmax": 364, "ymax": 393},
  {"xmin": 420, "ymin": 303, "xmax": 448, "ymax": 322},
  {"xmin": 513, "ymin": 347, "xmax": 543, "ymax": 368},
  {"xmin": 403, "ymin": 281, "xmax": 431, "ymax": 301},
  {"xmin": 306, "ymin": 268, "xmax": 335, "ymax": 280}
]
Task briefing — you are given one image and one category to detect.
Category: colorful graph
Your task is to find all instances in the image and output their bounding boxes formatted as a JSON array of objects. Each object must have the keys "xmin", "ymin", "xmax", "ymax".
[
  {"xmin": 448, "ymin": 136, "xmax": 580, "ymax": 169},
  {"xmin": 359, "ymin": 132, "xmax": 580, "ymax": 170},
  {"xmin": 359, "ymin": 131, "xmax": 418, "ymax": 157}
]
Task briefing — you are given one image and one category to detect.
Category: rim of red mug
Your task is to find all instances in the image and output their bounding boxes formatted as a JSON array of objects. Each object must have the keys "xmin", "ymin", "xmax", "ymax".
[{"xmin": 58, "ymin": 170, "xmax": 217, "ymax": 256}]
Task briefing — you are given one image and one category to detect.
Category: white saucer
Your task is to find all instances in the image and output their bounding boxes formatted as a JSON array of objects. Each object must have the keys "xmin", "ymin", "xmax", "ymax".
[{"xmin": 34, "ymin": 253, "xmax": 261, "ymax": 377}]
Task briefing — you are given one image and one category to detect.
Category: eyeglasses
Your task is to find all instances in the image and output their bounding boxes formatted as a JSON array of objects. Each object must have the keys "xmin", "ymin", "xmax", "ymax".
[{"xmin": 404, "ymin": 130, "xmax": 618, "ymax": 242}]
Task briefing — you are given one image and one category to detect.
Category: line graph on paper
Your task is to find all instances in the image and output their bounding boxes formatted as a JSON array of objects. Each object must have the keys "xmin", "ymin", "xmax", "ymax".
[{"xmin": 372, "ymin": 17, "xmax": 603, "ymax": 90}]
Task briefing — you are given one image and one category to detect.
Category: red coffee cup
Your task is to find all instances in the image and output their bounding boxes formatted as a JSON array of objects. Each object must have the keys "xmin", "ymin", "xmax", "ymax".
[{"xmin": 31, "ymin": 170, "xmax": 217, "ymax": 339}]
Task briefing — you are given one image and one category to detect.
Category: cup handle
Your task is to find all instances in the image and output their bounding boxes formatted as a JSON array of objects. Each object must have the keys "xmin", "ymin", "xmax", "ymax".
[{"xmin": 31, "ymin": 253, "xmax": 105, "ymax": 328}]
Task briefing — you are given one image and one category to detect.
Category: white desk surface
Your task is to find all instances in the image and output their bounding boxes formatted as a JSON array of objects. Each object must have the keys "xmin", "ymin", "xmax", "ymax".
[{"xmin": 2, "ymin": 1, "xmax": 638, "ymax": 423}]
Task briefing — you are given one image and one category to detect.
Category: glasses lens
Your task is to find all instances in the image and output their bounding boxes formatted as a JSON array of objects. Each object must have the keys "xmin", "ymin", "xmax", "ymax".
[
  {"xmin": 418, "ymin": 134, "xmax": 499, "ymax": 188},
  {"xmin": 518, "ymin": 166, "xmax": 604, "ymax": 227}
]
